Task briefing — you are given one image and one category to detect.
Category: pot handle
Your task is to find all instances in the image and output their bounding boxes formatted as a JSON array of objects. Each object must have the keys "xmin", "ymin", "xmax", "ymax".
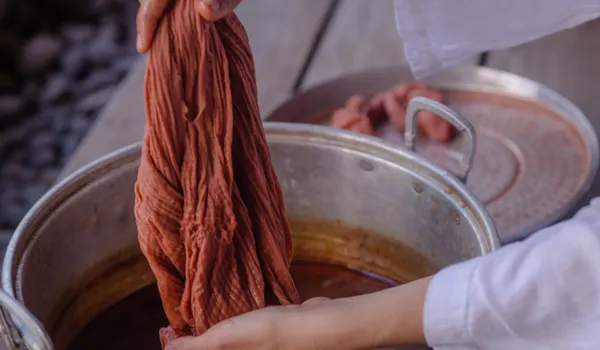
[
  {"xmin": 0, "ymin": 289, "xmax": 53, "ymax": 350},
  {"xmin": 404, "ymin": 97, "xmax": 476, "ymax": 183}
]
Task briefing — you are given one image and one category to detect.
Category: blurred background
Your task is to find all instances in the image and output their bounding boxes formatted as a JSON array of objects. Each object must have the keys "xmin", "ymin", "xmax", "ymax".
[{"xmin": 0, "ymin": 0, "xmax": 138, "ymax": 236}]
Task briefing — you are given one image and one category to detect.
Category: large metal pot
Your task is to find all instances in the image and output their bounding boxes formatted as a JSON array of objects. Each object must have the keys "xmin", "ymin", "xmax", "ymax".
[{"xmin": 0, "ymin": 98, "xmax": 499, "ymax": 349}]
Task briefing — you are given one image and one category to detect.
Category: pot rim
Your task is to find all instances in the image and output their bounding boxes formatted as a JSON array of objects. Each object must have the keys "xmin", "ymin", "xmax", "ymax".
[{"xmin": 2, "ymin": 121, "xmax": 501, "ymax": 298}]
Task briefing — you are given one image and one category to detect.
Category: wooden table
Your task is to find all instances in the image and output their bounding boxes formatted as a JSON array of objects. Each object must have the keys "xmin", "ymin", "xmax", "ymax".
[{"xmin": 59, "ymin": 0, "xmax": 600, "ymax": 219}]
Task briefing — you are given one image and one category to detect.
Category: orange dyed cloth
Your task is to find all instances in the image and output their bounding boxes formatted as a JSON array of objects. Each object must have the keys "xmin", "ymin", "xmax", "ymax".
[
  {"xmin": 331, "ymin": 82, "xmax": 454, "ymax": 142},
  {"xmin": 133, "ymin": 0, "xmax": 300, "ymax": 347}
]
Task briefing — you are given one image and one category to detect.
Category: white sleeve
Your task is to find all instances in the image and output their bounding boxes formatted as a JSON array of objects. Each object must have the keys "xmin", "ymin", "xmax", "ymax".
[
  {"xmin": 393, "ymin": 0, "xmax": 600, "ymax": 79},
  {"xmin": 424, "ymin": 198, "xmax": 600, "ymax": 350}
]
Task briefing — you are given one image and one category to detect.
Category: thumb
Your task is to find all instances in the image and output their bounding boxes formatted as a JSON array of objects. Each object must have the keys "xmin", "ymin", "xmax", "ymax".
[{"xmin": 195, "ymin": 0, "xmax": 242, "ymax": 21}]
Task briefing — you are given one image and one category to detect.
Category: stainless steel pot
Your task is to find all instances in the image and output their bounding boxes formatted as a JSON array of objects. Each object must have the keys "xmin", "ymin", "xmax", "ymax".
[
  {"xmin": 268, "ymin": 65, "xmax": 599, "ymax": 242},
  {"xmin": 0, "ymin": 98, "xmax": 500, "ymax": 349}
]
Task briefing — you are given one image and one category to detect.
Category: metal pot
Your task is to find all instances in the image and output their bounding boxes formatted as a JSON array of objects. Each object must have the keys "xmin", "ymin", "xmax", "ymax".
[
  {"xmin": 0, "ymin": 98, "xmax": 500, "ymax": 349},
  {"xmin": 269, "ymin": 65, "xmax": 599, "ymax": 242}
]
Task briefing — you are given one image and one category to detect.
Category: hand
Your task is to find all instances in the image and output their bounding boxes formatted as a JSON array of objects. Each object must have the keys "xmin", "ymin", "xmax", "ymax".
[
  {"xmin": 165, "ymin": 277, "xmax": 432, "ymax": 350},
  {"xmin": 136, "ymin": 0, "xmax": 243, "ymax": 53},
  {"xmin": 166, "ymin": 297, "xmax": 344, "ymax": 350}
]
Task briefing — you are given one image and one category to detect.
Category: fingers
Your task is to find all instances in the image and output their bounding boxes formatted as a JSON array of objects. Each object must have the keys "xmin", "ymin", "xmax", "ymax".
[
  {"xmin": 136, "ymin": 0, "xmax": 171, "ymax": 53},
  {"xmin": 165, "ymin": 316, "xmax": 259, "ymax": 350},
  {"xmin": 196, "ymin": 0, "xmax": 243, "ymax": 21},
  {"xmin": 135, "ymin": 0, "xmax": 241, "ymax": 53}
]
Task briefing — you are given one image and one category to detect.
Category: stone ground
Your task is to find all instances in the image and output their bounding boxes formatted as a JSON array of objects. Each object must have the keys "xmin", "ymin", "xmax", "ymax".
[{"xmin": 0, "ymin": 0, "xmax": 139, "ymax": 237}]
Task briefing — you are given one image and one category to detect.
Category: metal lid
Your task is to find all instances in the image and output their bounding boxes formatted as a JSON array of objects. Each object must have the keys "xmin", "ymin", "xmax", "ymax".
[
  {"xmin": 424, "ymin": 91, "xmax": 594, "ymax": 241},
  {"xmin": 0, "ymin": 289, "xmax": 53, "ymax": 350},
  {"xmin": 268, "ymin": 66, "xmax": 598, "ymax": 243}
]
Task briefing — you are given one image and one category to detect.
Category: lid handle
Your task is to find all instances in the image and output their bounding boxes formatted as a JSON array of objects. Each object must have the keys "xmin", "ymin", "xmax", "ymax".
[
  {"xmin": 404, "ymin": 97, "xmax": 477, "ymax": 183},
  {"xmin": 0, "ymin": 289, "xmax": 53, "ymax": 350}
]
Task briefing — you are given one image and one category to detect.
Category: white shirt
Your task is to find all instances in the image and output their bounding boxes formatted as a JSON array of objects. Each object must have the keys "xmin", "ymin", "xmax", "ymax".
[
  {"xmin": 392, "ymin": 3, "xmax": 600, "ymax": 347},
  {"xmin": 424, "ymin": 198, "xmax": 600, "ymax": 350},
  {"xmin": 393, "ymin": 0, "xmax": 600, "ymax": 79}
]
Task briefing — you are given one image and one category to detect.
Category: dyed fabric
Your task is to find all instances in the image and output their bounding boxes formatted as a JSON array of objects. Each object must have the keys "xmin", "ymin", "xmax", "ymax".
[
  {"xmin": 331, "ymin": 82, "xmax": 454, "ymax": 142},
  {"xmin": 133, "ymin": 0, "xmax": 300, "ymax": 346}
]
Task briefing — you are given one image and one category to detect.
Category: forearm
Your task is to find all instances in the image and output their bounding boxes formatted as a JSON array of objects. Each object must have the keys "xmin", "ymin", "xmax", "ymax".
[
  {"xmin": 283, "ymin": 201, "xmax": 600, "ymax": 349},
  {"xmin": 291, "ymin": 276, "xmax": 432, "ymax": 349},
  {"xmin": 302, "ymin": 200, "xmax": 600, "ymax": 350},
  {"xmin": 359, "ymin": 276, "xmax": 432, "ymax": 347}
]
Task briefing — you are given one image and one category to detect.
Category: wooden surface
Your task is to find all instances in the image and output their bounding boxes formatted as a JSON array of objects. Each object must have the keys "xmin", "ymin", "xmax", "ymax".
[
  {"xmin": 60, "ymin": 0, "xmax": 600, "ymax": 219},
  {"xmin": 59, "ymin": 57, "xmax": 147, "ymax": 178},
  {"xmin": 302, "ymin": 0, "xmax": 479, "ymax": 89},
  {"xmin": 302, "ymin": 0, "xmax": 405, "ymax": 88},
  {"xmin": 237, "ymin": 0, "xmax": 335, "ymax": 115},
  {"xmin": 60, "ymin": 0, "xmax": 334, "ymax": 178},
  {"xmin": 62, "ymin": 0, "xmax": 480, "ymax": 179},
  {"xmin": 487, "ymin": 18, "xmax": 600, "ymax": 211}
]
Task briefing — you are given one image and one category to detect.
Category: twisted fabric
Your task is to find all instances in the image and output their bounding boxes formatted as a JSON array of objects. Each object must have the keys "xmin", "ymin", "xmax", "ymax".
[
  {"xmin": 331, "ymin": 82, "xmax": 454, "ymax": 142},
  {"xmin": 133, "ymin": 0, "xmax": 300, "ymax": 346}
]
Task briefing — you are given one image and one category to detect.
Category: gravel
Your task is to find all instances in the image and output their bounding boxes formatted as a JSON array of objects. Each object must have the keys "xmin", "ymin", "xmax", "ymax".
[
  {"xmin": 0, "ymin": 0, "xmax": 139, "ymax": 232},
  {"xmin": 20, "ymin": 33, "xmax": 63, "ymax": 77}
]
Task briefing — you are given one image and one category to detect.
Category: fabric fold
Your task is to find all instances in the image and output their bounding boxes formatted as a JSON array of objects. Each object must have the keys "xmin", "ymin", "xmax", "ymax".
[{"xmin": 134, "ymin": 1, "xmax": 300, "ymax": 347}]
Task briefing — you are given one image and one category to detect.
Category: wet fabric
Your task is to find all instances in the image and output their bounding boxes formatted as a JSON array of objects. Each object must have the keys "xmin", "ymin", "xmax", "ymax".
[{"xmin": 133, "ymin": 0, "xmax": 300, "ymax": 347}]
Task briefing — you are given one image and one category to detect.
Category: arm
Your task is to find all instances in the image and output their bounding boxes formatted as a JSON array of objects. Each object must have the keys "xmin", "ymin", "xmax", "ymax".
[
  {"xmin": 318, "ymin": 195, "xmax": 600, "ymax": 350},
  {"xmin": 169, "ymin": 199, "xmax": 600, "ymax": 350},
  {"xmin": 284, "ymin": 276, "xmax": 432, "ymax": 349},
  {"xmin": 425, "ymin": 198, "xmax": 600, "ymax": 349},
  {"xmin": 167, "ymin": 277, "xmax": 432, "ymax": 350},
  {"xmin": 305, "ymin": 199, "xmax": 600, "ymax": 349}
]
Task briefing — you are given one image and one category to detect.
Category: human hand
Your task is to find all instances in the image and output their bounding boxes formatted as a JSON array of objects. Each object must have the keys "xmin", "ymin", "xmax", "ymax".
[
  {"xmin": 136, "ymin": 0, "xmax": 243, "ymax": 53},
  {"xmin": 166, "ymin": 277, "xmax": 432, "ymax": 350},
  {"xmin": 166, "ymin": 297, "xmax": 347, "ymax": 350}
]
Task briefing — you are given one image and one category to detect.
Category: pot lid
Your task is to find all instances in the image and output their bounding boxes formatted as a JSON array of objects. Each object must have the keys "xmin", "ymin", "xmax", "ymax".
[
  {"xmin": 0, "ymin": 289, "xmax": 53, "ymax": 350},
  {"xmin": 267, "ymin": 66, "xmax": 599, "ymax": 243}
]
